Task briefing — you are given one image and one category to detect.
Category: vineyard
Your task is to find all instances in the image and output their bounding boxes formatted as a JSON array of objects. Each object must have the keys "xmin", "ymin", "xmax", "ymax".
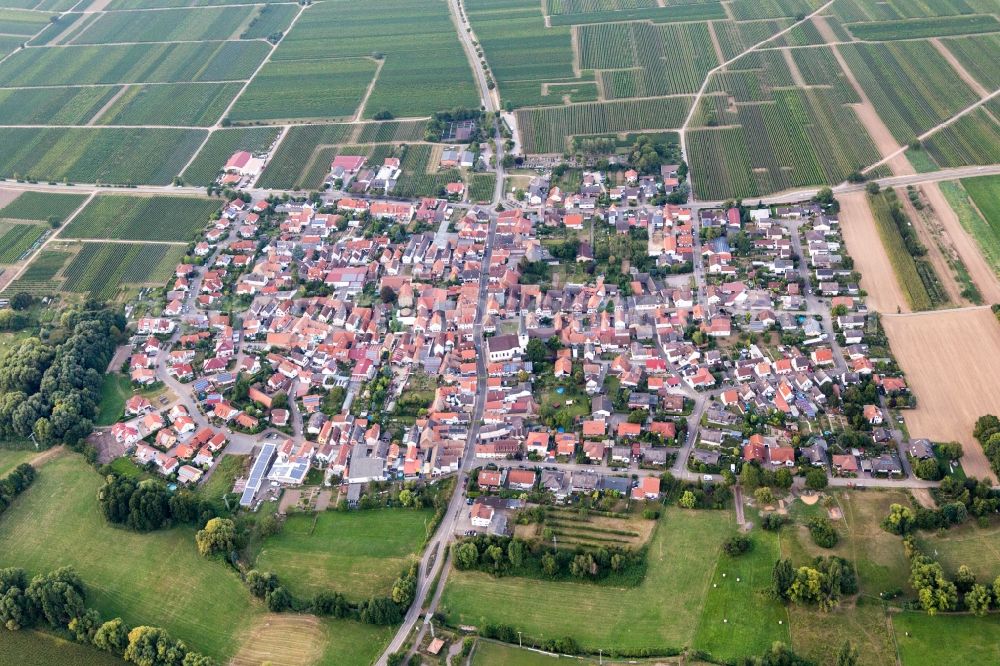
[
  {"xmin": 229, "ymin": 58, "xmax": 377, "ymax": 122},
  {"xmin": 845, "ymin": 15, "xmax": 1000, "ymax": 41},
  {"xmin": 62, "ymin": 195, "xmax": 220, "ymax": 242},
  {"xmin": 97, "ymin": 82, "xmax": 243, "ymax": 127},
  {"xmin": 727, "ymin": 0, "xmax": 823, "ymax": 21},
  {"xmin": 923, "ymin": 108, "xmax": 1000, "ymax": 168},
  {"xmin": 939, "ymin": 34, "xmax": 1000, "ymax": 90},
  {"xmin": 72, "ymin": 5, "xmax": 255, "ymax": 44},
  {"xmin": 839, "ymin": 41, "xmax": 979, "ymax": 144},
  {"xmin": 789, "ymin": 47, "xmax": 860, "ymax": 104},
  {"xmin": 868, "ymin": 192, "xmax": 933, "ymax": 312},
  {"xmin": 356, "ymin": 119, "xmax": 429, "ymax": 143},
  {"xmin": 392, "ymin": 144, "xmax": 460, "ymax": 199},
  {"xmin": 0, "ymin": 192, "xmax": 88, "ymax": 222},
  {"xmin": 0, "ymin": 86, "xmax": 119, "ymax": 125},
  {"xmin": 467, "ymin": 174, "xmax": 497, "ymax": 203},
  {"xmin": 61, "ymin": 242, "xmax": 187, "ymax": 300},
  {"xmin": 240, "ymin": 4, "xmax": 299, "ymax": 40},
  {"xmin": 0, "ymin": 223, "xmax": 47, "ymax": 265},
  {"xmin": 182, "ymin": 126, "xmax": 282, "ymax": 186},
  {"xmin": 516, "ymin": 97, "xmax": 692, "ymax": 154},
  {"xmin": 687, "ymin": 127, "xmax": 760, "ymax": 200},
  {"xmin": 2, "ymin": 249, "xmax": 70, "ymax": 296},
  {"xmin": 0, "ymin": 127, "xmax": 206, "ymax": 186},
  {"xmin": 547, "ymin": 1, "xmax": 724, "ymax": 25},
  {"xmin": 256, "ymin": 124, "xmax": 352, "ymax": 190},
  {"xmin": 0, "ymin": 36, "xmax": 20, "ymax": 60},
  {"xmin": 271, "ymin": 0, "xmax": 478, "ymax": 118},
  {"xmin": 0, "ymin": 8, "xmax": 52, "ymax": 36},
  {"xmin": 0, "ymin": 40, "xmax": 269, "ymax": 87}
]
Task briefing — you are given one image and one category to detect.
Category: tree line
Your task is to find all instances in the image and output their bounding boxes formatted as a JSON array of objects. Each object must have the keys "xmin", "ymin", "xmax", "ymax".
[
  {"xmin": 0, "ymin": 303, "xmax": 125, "ymax": 453},
  {"xmin": 98, "ymin": 475, "xmax": 224, "ymax": 533},
  {"xmin": 0, "ymin": 463, "xmax": 35, "ymax": 518},
  {"xmin": 0, "ymin": 566, "xmax": 215, "ymax": 666}
]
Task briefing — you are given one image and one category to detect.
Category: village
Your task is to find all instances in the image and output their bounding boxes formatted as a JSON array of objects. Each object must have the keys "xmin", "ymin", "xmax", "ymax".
[{"xmin": 97, "ymin": 139, "xmax": 947, "ymax": 544}]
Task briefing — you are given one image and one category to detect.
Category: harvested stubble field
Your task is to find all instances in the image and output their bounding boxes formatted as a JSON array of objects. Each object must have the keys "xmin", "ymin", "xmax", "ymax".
[
  {"xmin": 838, "ymin": 191, "xmax": 909, "ymax": 313},
  {"xmin": 882, "ymin": 307, "xmax": 1000, "ymax": 484}
]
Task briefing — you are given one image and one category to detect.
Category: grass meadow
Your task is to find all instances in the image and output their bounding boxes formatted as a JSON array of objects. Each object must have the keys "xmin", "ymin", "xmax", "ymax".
[
  {"xmin": 254, "ymin": 507, "xmax": 433, "ymax": 603},
  {"xmin": 0, "ymin": 628, "xmax": 125, "ymax": 666}
]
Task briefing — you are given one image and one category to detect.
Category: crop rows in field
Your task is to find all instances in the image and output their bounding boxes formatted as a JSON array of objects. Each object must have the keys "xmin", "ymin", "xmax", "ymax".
[
  {"xmin": 0, "ymin": 192, "xmax": 88, "ymax": 222},
  {"xmin": 0, "ymin": 223, "xmax": 46, "ymax": 264},
  {"xmin": 299, "ymin": 142, "xmax": 396, "ymax": 191},
  {"xmin": 0, "ymin": 127, "xmax": 207, "ymax": 186},
  {"xmin": 104, "ymin": 0, "xmax": 292, "ymax": 7},
  {"xmin": 688, "ymin": 88, "xmax": 880, "ymax": 199},
  {"xmin": 241, "ymin": 4, "xmax": 298, "ymax": 39},
  {"xmin": 63, "ymin": 195, "xmax": 219, "ymax": 242},
  {"xmin": 0, "ymin": 86, "xmax": 119, "ymax": 125},
  {"xmin": 392, "ymin": 144, "xmax": 460, "ymax": 199},
  {"xmin": 789, "ymin": 47, "xmax": 860, "ymax": 103},
  {"xmin": 546, "ymin": 0, "xmax": 657, "ymax": 15},
  {"xmin": 770, "ymin": 18, "xmax": 824, "ymax": 46},
  {"xmin": 922, "ymin": 108, "xmax": 1000, "ymax": 168},
  {"xmin": 61, "ymin": 243, "xmax": 186, "ymax": 300},
  {"xmin": 710, "ymin": 19, "xmax": 792, "ymax": 61},
  {"xmin": 72, "ymin": 5, "xmax": 254, "ymax": 44},
  {"xmin": 517, "ymin": 96, "xmax": 691, "ymax": 153},
  {"xmin": 579, "ymin": 21, "xmax": 718, "ymax": 97},
  {"xmin": 467, "ymin": 174, "xmax": 497, "ymax": 203},
  {"xmin": 548, "ymin": 2, "xmax": 725, "ymax": 26},
  {"xmin": 181, "ymin": 126, "xmax": 281, "ymax": 186},
  {"xmin": 96, "ymin": 82, "xmax": 242, "ymax": 127},
  {"xmin": 839, "ymin": 41, "xmax": 979, "ymax": 144},
  {"xmin": 868, "ymin": 192, "xmax": 932, "ymax": 311},
  {"xmin": 272, "ymin": 0, "xmax": 477, "ymax": 118},
  {"xmin": 229, "ymin": 58, "xmax": 376, "ymax": 122},
  {"xmin": 846, "ymin": 15, "xmax": 1000, "ymax": 40},
  {"xmin": 706, "ymin": 70, "xmax": 766, "ymax": 103},
  {"xmin": 257, "ymin": 124, "xmax": 352, "ymax": 190},
  {"xmin": 30, "ymin": 11, "xmax": 98, "ymax": 46},
  {"xmin": 356, "ymin": 119, "xmax": 428, "ymax": 144},
  {"xmin": 0, "ymin": 40, "xmax": 269, "ymax": 87},
  {"xmin": 3, "ymin": 249, "xmax": 70, "ymax": 295},
  {"xmin": 0, "ymin": 35, "xmax": 21, "ymax": 59},
  {"xmin": 940, "ymin": 34, "xmax": 1000, "ymax": 90},
  {"xmin": 0, "ymin": 8, "xmax": 53, "ymax": 36},
  {"xmin": 466, "ymin": 0, "xmax": 575, "ymax": 92},
  {"xmin": 728, "ymin": 0, "xmax": 822, "ymax": 21}
]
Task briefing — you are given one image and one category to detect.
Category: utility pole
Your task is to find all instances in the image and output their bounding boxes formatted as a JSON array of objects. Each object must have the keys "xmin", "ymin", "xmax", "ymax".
[{"xmin": 517, "ymin": 631, "xmax": 522, "ymax": 648}]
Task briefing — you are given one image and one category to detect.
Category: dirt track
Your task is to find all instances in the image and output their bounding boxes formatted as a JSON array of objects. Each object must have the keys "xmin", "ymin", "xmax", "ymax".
[
  {"xmin": 839, "ymin": 191, "xmax": 910, "ymax": 313},
  {"xmin": 919, "ymin": 182, "xmax": 1000, "ymax": 303},
  {"xmin": 883, "ymin": 307, "xmax": 1000, "ymax": 484},
  {"xmin": 899, "ymin": 192, "xmax": 966, "ymax": 306}
]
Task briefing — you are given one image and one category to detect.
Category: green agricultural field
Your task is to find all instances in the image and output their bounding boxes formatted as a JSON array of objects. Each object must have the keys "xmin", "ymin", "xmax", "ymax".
[
  {"xmin": 0, "ymin": 127, "xmax": 207, "ymax": 186},
  {"xmin": 954, "ymin": 176, "xmax": 1000, "ymax": 275},
  {"xmin": 923, "ymin": 108, "xmax": 1000, "ymax": 168},
  {"xmin": 96, "ymin": 82, "xmax": 243, "ymax": 127},
  {"xmin": 940, "ymin": 34, "xmax": 1000, "ymax": 90},
  {"xmin": 0, "ymin": 191, "xmax": 88, "ymax": 222},
  {"xmin": 356, "ymin": 119, "xmax": 428, "ymax": 143},
  {"xmin": 0, "ymin": 8, "xmax": 53, "ymax": 35},
  {"xmin": 0, "ymin": 86, "xmax": 121, "ymax": 125},
  {"xmin": 0, "ymin": 448, "xmax": 35, "ymax": 478},
  {"xmin": 894, "ymin": 612, "xmax": 1000, "ymax": 666},
  {"xmin": 228, "ymin": 57, "xmax": 377, "ymax": 122},
  {"xmin": 516, "ymin": 97, "xmax": 692, "ymax": 154},
  {"xmin": 915, "ymin": 520, "xmax": 1000, "ymax": 582},
  {"xmin": 62, "ymin": 195, "xmax": 219, "ymax": 241},
  {"xmin": 72, "ymin": 5, "xmax": 255, "ymax": 43},
  {"xmin": 2, "ymin": 249, "xmax": 70, "ymax": 295},
  {"xmin": 60, "ymin": 242, "xmax": 188, "ymax": 299},
  {"xmin": 0, "ymin": 35, "xmax": 22, "ymax": 59},
  {"xmin": 181, "ymin": 126, "xmax": 281, "ymax": 186},
  {"xmin": 468, "ymin": 173, "xmax": 497, "ymax": 203},
  {"xmin": 0, "ymin": 222, "xmax": 47, "ymax": 264},
  {"xmin": 442, "ymin": 508, "xmax": 753, "ymax": 655},
  {"xmin": 0, "ymin": 41, "xmax": 269, "ymax": 87},
  {"xmin": 0, "ymin": 629, "xmax": 124, "ymax": 666},
  {"xmin": 788, "ymin": 599, "xmax": 895, "ymax": 666},
  {"xmin": 846, "ymin": 15, "xmax": 1000, "ymax": 41},
  {"xmin": 0, "ymin": 452, "xmax": 256, "ymax": 661},
  {"xmin": 728, "ymin": 0, "xmax": 821, "ymax": 21},
  {"xmin": 868, "ymin": 192, "xmax": 933, "ymax": 311},
  {"xmin": 548, "ymin": 0, "xmax": 725, "ymax": 25},
  {"xmin": 839, "ymin": 41, "xmax": 979, "ymax": 144},
  {"xmin": 272, "ymin": 0, "xmax": 478, "ymax": 118},
  {"xmin": 392, "ymin": 144, "xmax": 460, "ymax": 199},
  {"xmin": 256, "ymin": 123, "xmax": 352, "ymax": 190},
  {"xmin": 254, "ymin": 508, "xmax": 433, "ymax": 603},
  {"xmin": 241, "ymin": 3, "xmax": 298, "ymax": 39}
]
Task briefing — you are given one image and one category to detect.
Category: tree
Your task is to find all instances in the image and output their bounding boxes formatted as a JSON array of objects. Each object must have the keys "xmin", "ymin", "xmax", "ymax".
[
  {"xmin": 454, "ymin": 542, "xmax": 479, "ymax": 570},
  {"xmin": 805, "ymin": 468, "xmax": 828, "ymax": 490},
  {"xmin": 25, "ymin": 567, "xmax": 87, "ymax": 629},
  {"xmin": 195, "ymin": 518, "xmax": 236, "ymax": 558},
  {"xmin": 739, "ymin": 463, "xmax": 762, "ymax": 489},
  {"xmin": 772, "ymin": 558, "xmax": 795, "ymax": 599},
  {"xmin": 910, "ymin": 556, "xmax": 958, "ymax": 615},
  {"xmin": 882, "ymin": 503, "xmax": 915, "ymax": 535},
  {"xmin": 774, "ymin": 468, "xmax": 793, "ymax": 489},
  {"xmin": 937, "ymin": 442, "xmax": 963, "ymax": 461},
  {"xmin": 808, "ymin": 517, "xmax": 838, "ymax": 548},
  {"xmin": 815, "ymin": 187, "xmax": 834, "ymax": 205},
  {"xmin": 914, "ymin": 457, "xmax": 941, "ymax": 481},
  {"xmin": 865, "ymin": 181, "xmax": 881, "ymax": 195},
  {"xmin": 94, "ymin": 617, "xmax": 130, "ymax": 653},
  {"xmin": 965, "ymin": 584, "xmax": 991, "ymax": 616},
  {"xmin": 507, "ymin": 539, "xmax": 525, "ymax": 568},
  {"xmin": 754, "ymin": 487, "xmax": 774, "ymax": 506},
  {"xmin": 270, "ymin": 391, "xmax": 288, "ymax": 411},
  {"xmin": 69, "ymin": 607, "xmax": 102, "ymax": 643},
  {"xmin": 837, "ymin": 641, "xmax": 859, "ymax": 666},
  {"xmin": 723, "ymin": 534, "xmax": 753, "ymax": 557},
  {"xmin": 541, "ymin": 553, "xmax": 558, "ymax": 576},
  {"xmin": 265, "ymin": 586, "xmax": 292, "ymax": 612},
  {"xmin": 10, "ymin": 292, "xmax": 33, "ymax": 310},
  {"xmin": 678, "ymin": 490, "xmax": 697, "ymax": 509},
  {"xmin": 181, "ymin": 654, "xmax": 216, "ymax": 666},
  {"xmin": 379, "ymin": 286, "xmax": 397, "ymax": 304},
  {"xmin": 525, "ymin": 338, "xmax": 548, "ymax": 365},
  {"xmin": 124, "ymin": 626, "xmax": 187, "ymax": 666},
  {"xmin": 245, "ymin": 570, "xmax": 277, "ymax": 599},
  {"xmin": 570, "ymin": 553, "xmax": 596, "ymax": 578},
  {"xmin": 313, "ymin": 591, "xmax": 350, "ymax": 618},
  {"xmin": 955, "ymin": 564, "xmax": 976, "ymax": 593}
]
